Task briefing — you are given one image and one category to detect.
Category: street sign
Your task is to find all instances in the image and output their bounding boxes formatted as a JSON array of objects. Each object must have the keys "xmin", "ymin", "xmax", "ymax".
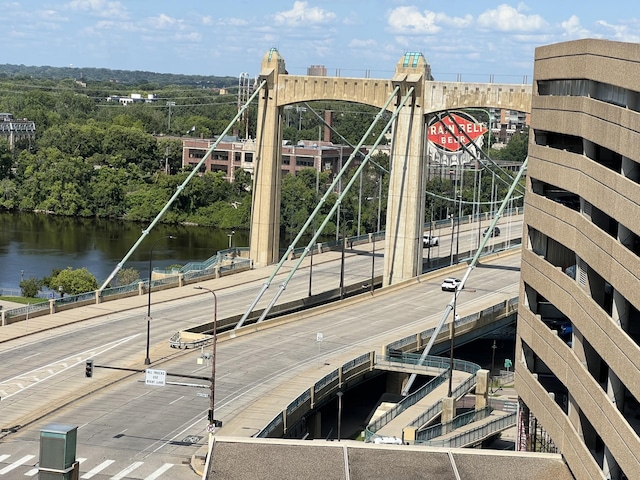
[
  {"xmin": 316, "ymin": 333, "xmax": 323, "ymax": 342},
  {"xmin": 145, "ymin": 368, "xmax": 166, "ymax": 386},
  {"xmin": 196, "ymin": 392, "xmax": 210, "ymax": 398}
]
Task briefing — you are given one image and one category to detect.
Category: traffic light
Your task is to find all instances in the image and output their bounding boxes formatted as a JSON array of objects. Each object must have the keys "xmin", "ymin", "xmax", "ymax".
[{"xmin": 85, "ymin": 359, "xmax": 93, "ymax": 378}]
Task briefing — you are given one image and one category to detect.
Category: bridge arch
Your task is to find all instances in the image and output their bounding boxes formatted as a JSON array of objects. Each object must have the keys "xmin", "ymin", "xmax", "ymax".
[{"xmin": 250, "ymin": 48, "xmax": 532, "ymax": 286}]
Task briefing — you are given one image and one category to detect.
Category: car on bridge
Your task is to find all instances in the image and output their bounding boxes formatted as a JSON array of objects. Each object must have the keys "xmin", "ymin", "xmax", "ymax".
[
  {"xmin": 423, "ymin": 234, "xmax": 439, "ymax": 247},
  {"xmin": 441, "ymin": 277, "xmax": 462, "ymax": 292},
  {"xmin": 484, "ymin": 226, "xmax": 501, "ymax": 237}
]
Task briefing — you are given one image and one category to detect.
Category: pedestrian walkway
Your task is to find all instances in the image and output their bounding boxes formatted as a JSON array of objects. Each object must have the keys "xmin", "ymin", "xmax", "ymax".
[{"xmin": 375, "ymin": 370, "xmax": 471, "ymax": 439}]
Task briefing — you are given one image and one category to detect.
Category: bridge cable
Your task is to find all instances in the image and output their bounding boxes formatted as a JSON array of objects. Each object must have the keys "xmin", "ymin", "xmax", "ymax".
[
  {"xmin": 400, "ymin": 156, "xmax": 528, "ymax": 396},
  {"xmin": 439, "ymin": 110, "xmax": 526, "ymax": 195},
  {"xmin": 303, "ymin": 102, "xmax": 390, "ymax": 176},
  {"xmin": 251, "ymin": 87, "xmax": 416, "ymax": 325},
  {"xmin": 235, "ymin": 85, "xmax": 405, "ymax": 328},
  {"xmin": 98, "ymin": 80, "xmax": 268, "ymax": 292}
]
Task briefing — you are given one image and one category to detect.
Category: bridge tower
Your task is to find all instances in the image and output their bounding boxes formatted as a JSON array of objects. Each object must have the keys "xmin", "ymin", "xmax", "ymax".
[
  {"xmin": 383, "ymin": 53, "xmax": 430, "ymax": 285},
  {"xmin": 250, "ymin": 48, "xmax": 287, "ymax": 267}
]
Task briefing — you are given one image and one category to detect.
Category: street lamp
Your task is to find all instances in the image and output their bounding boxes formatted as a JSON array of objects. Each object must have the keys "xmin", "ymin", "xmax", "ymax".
[
  {"xmin": 455, "ymin": 195, "xmax": 463, "ymax": 262},
  {"xmin": 336, "ymin": 391, "xmax": 344, "ymax": 441},
  {"xmin": 340, "ymin": 218, "xmax": 353, "ymax": 300},
  {"xmin": 194, "ymin": 286, "xmax": 220, "ymax": 434},
  {"xmin": 145, "ymin": 235, "xmax": 175, "ymax": 365},
  {"xmin": 227, "ymin": 230, "xmax": 235, "ymax": 249},
  {"xmin": 448, "ymin": 287, "xmax": 459, "ymax": 398}
]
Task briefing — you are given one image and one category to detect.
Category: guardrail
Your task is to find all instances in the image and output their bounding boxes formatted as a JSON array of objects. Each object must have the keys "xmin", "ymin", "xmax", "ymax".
[
  {"xmin": 256, "ymin": 351, "xmax": 375, "ymax": 438},
  {"xmin": 364, "ymin": 353, "xmax": 481, "ymax": 442},
  {"xmin": 419, "ymin": 411, "xmax": 517, "ymax": 448},
  {"xmin": 415, "ymin": 406, "xmax": 492, "ymax": 442}
]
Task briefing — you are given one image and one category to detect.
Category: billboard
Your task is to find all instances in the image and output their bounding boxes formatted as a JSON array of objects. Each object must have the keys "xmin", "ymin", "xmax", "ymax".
[{"xmin": 427, "ymin": 112, "xmax": 487, "ymax": 167}]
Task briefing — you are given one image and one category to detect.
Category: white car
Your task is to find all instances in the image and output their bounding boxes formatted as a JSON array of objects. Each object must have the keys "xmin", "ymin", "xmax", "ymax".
[
  {"xmin": 441, "ymin": 277, "xmax": 462, "ymax": 292},
  {"xmin": 423, "ymin": 234, "xmax": 439, "ymax": 247}
]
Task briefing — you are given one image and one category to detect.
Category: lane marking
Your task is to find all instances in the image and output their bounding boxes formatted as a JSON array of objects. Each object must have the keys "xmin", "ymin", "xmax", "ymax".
[
  {"xmin": 144, "ymin": 463, "xmax": 173, "ymax": 480},
  {"xmin": 0, "ymin": 454, "xmax": 35, "ymax": 475},
  {"xmin": 109, "ymin": 461, "xmax": 143, "ymax": 479},
  {"xmin": 80, "ymin": 459, "xmax": 115, "ymax": 479}
]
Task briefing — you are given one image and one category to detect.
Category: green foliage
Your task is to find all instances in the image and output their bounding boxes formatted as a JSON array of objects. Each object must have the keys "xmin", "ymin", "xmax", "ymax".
[
  {"xmin": 19, "ymin": 277, "xmax": 42, "ymax": 298},
  {"xmin": 115, "ymin": 267, "xmax": 140, "ymax": 286},
  {"xmin": 48, "ymin": 267, "xmax": 98, "ymax": 295}
]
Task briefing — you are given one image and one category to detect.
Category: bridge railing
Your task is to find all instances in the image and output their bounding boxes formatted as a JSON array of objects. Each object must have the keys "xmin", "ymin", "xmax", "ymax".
[
  {"xmin": 415, "ymin": 406, "xmax": 493, "ymax": 443},
  {"xmin": 418, "ymin": 411, "xmax": 517, "ymax": 448},
  {"xmin": 256, "ymin": 351, "xmax": 375, "ymax": 438}
]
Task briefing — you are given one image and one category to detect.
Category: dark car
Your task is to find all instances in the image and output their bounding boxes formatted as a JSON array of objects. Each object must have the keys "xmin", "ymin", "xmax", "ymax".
[{"xmin": 484, "ymin": 226, "xmax": 500, "ymax": 237}]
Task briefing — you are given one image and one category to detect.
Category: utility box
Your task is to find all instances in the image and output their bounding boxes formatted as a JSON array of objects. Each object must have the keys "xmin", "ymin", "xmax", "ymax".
[{"xmin": 38, "ymin": 424, "xmax": 79, "ymax": 480}]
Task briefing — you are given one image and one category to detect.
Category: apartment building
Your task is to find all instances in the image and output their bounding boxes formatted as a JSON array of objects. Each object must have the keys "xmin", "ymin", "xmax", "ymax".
[
  {"xmin": 182, "ymin": 135, "xmax": 358, "ymax": 182},
  {"xmin": 517, "ymin": 39, "xmax": 640, "ymax": 480}
]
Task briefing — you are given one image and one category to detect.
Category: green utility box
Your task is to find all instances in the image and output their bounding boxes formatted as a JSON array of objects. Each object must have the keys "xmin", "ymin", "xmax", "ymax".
[{"xmin": 38, "ymin": 424, "xmax": 79, "ymax": 480}]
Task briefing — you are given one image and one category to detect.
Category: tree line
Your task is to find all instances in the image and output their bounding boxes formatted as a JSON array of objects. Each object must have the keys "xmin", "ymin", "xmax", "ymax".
[{"xmin": 0, "ymin": 72, "xmax": 527, "ymax": 298}]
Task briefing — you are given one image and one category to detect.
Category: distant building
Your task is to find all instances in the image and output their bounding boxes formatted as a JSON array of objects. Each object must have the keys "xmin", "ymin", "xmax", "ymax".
[
  {"xmin": 0, "ymin": 113, "xmax": 35, "ymax": 149},
  {"xmin": 307, "ymin": 65, "xmax": 327, "ymax": 76},
  {"xmin": 488, "ymin": 108, "xmax": 530, "ymax": 146},
  {"xmin": 182, "ymin": 135, "xmax": 361, "ymax": 183}
]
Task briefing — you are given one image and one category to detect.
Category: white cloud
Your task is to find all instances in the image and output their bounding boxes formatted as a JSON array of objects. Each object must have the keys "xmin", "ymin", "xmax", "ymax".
[
  {"xmin": 349, "ymin": 38, "xmax": 377, "ymax": 48},
  {"xmin": 596, "ymin": 20, "xmax": 640, "ymax": 43},
  {"xmin": 64, "ymin": 0, "xmax": 128, "ymax": 19},
  {"xmin": 561, "ymin": 15, "xmax": 590, "ymax": 38},
  {"xmin": 387, "ymin": 6, "xmax": 472, "ymax": 35},
  {"xmin": 273, "ymin": 1, "xmax": 336, "ymax": 26},
  {"xmin": 477, "ymin": 4, "xmax": 547, "ymax": 32}
]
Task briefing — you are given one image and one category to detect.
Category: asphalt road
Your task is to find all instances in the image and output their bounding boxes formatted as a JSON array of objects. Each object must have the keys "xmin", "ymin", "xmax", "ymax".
[{"xmin": 0, "ymin": 216, "xmax": 523, "ymax": 479}]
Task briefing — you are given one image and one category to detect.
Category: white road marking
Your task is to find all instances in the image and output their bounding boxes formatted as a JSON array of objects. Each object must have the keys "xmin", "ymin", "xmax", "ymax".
[
  {"xmin": 80, "ymin": 459, "xmax": 115, "ymax": 479},
  {"xmin": 0, "ymin": 454, "xmax": 35, "ymax": 475},
  {"xmin": 144, "ymin": 463, "xmax": 173, "ymax": 480},
  {"xmin": 0, "ymin": 334, "xmax": 140, "ymax": 400},
  {"xmin": 109, "ymin": 461, "xmax": 143, "ymax": 479}
]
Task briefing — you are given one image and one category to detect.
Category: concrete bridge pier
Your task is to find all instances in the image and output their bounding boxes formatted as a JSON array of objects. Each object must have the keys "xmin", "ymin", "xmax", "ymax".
[{"xmin": 383, "ymin": 53, "xmax": 429, "ymax": 286}]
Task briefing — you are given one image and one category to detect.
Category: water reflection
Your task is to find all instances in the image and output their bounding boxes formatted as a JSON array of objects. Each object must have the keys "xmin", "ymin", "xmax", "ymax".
[{"xmin": 0, "ymin": 212, "xmax": 247, "ymax": 289}]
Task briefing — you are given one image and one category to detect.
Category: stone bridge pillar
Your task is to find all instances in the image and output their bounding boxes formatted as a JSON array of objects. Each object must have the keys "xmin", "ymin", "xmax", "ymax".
[
  {"xmin": 383, "ymin": 53, "xmax": 429, "ymax": 286},
  {"xmin": 250, "ymin": 49, "xmax": 287, "ymax": 267}
]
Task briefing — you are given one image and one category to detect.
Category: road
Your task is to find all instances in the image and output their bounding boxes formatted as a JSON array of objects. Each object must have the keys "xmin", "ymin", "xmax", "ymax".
[{"xmin": 0, "ymin": 217, "xmax": 523, "ymax": 479}]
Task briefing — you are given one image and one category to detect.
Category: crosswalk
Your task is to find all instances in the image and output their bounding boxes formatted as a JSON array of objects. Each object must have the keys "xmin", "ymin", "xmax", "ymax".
[{"xmin": 0, "ymin": 454, "xmax": 177, "ymax": 479}]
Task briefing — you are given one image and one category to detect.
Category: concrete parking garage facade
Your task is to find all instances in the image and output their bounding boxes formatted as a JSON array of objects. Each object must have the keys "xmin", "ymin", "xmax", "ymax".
[{"xmin": 517, "ymin": 38, "xmax": 640, "ymax": 480}]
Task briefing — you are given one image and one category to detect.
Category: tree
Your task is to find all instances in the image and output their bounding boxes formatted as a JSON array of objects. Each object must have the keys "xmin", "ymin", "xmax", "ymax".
[
  {"xmin": 0, "ymin": 139, "xmax": 12, "ymax": 179},
  {"xmin": 49, "ymin": 267, "xmax": 98, "ymax": 295},
  {"xmin": 19, "ymin": 277, "xmax": 42, "ymax": 298},
  {"xmin": 115, "ymin": 267, "xmax": 140, "ymax": 286}
]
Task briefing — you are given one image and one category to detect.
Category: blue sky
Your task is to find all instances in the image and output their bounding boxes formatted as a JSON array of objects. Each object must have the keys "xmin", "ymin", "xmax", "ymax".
[{"xmin": 2, "ymin": 1, "xmax": 639, "ymax": 81}]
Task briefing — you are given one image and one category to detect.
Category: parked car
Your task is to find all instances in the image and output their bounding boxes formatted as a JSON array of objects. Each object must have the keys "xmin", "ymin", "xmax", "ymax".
[
  {"xmin": 423, "ymin": 234, "xmax": 439, "ymax": 247},
  {"xmin": 484, "ymin": 226, "xmax": 500, "ymax": 237},
  {"xmin": 441, "ymin": 277, "xmax": 462, "ymax": 292}
]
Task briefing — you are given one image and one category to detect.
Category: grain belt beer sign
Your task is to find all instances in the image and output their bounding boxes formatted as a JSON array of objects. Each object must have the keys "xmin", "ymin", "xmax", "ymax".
[{"xmin": 428, "ymin": 112, "xmax": 487, "ymax": 152}]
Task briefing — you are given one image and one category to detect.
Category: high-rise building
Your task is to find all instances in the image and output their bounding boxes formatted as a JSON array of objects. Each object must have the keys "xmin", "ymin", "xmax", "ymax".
[{"xmin": 517, "ymin": 38, "xmax": 640, "ymax": 480}]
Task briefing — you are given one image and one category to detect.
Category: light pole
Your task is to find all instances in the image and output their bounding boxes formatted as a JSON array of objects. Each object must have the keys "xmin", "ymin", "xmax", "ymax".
[
  {"xmin": 491, "ymin": 339, "xmax": 497, "ymax": 392},
  {"xmin": 227, "ymin": 230, "xmax": 235, "ymax": 249},
  {"xmin": 340, "ymin": 219, "xmax": 353, "ymax": 300},
  {"xmin": 448, "ymin": 287, "xmax": 459, "ymax": 398},
  {"xmin": 194, "ymin": 286, "xmax": 219, "ymax": 434},
  {"xmin": 336, "ymin": 391, "xmax": 344, "ymax": 441},
  {"xmin": 455, "ymin": 195, "xmax": 462, "ymax": 262},
  {"xmin": 145, "ymin": 235, "xmax": 175, "ymax": 365}
]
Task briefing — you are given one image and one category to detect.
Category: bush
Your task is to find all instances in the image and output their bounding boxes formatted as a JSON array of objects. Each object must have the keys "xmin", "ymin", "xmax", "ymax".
[{"xmin": 19, "ymin": 277, "xmax": 42, "ymax": 298}]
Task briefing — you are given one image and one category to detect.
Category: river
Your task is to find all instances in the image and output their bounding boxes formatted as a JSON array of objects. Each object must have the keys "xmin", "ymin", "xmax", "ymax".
[{"xmin": 0, "ymin": 212, "xmax": 249, "ymax": 291}]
